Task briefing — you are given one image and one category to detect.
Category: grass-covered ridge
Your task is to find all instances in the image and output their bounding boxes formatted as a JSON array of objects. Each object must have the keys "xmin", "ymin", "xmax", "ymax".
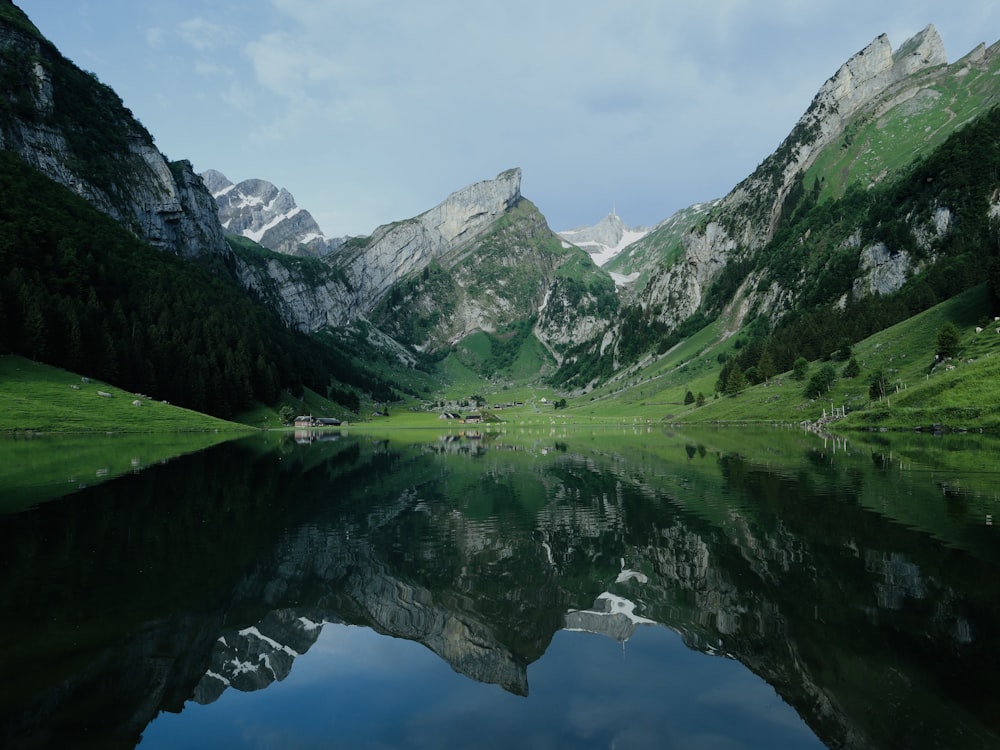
[{"xmin": 807, "ymin": 46, "xmax": 1000, "ymax": 203}]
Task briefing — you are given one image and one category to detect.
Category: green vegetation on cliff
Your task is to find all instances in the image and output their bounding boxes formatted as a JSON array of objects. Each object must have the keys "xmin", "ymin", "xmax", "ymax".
[{"xmin": 0, "ymin": 153, "xmax": 385, "ymax": 419}]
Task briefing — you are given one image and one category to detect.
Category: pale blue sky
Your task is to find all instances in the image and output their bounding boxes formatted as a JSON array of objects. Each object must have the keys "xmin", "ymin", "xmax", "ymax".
[{"xmin": 16, "ymin": 1, "xmax": 1000, "ymax": 236}]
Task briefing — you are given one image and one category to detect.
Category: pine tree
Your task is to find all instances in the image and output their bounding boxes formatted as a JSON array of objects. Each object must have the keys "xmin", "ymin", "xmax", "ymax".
[
  {"xmin": 792, "ymin": 356, "xmax": 809, "ymax": 381},
  {"xmin": 757, "ymin": 350, "xmax": 777, "ymax": 382},
  {"xmin": 936, "ymin": 322, "xmax": 961, "ymax": 359},
  {"xmin": 725, "ymin": 366, "xmax": 747, "ymax": 395}
]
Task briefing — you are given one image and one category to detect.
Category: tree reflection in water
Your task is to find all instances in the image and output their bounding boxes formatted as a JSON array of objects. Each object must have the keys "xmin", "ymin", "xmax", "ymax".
[{"xmin": 2, "ymin": 428, "xmax": 999, "ymax": 749}]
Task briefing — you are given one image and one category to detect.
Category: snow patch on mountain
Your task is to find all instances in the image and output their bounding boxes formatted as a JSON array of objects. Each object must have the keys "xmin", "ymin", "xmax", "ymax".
[
  {"xmin": 201, "ymin": 169, "xmax": 345, "ymax": 257},
  {"xmin": 558, "ymin": 212, "xmax": 649, "ymax": 268}
]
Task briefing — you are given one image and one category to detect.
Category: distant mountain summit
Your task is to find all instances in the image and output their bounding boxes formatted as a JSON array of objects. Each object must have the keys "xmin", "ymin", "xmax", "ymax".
[
  {"xmin": 201, "ymin": 169, "xmax": 344, "ymax": 257},
  {"xmin": 557, "ymin": 212, "xmax": 649, "ymax": 267}
]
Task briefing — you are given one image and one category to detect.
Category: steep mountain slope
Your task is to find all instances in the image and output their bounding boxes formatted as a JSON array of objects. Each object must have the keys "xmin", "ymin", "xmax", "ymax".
[
  {"xmin": 0, "ymin": 2, "xmax": 414, "ymax": 417},
  {"xmin": 0, "ymin": 2, "xmax": 224, "ymax": 258},
  {"xmin": 202, "ymin": 169, "xmax": 344, "ymax": 257},
  {"xmin": 639, "ymin": 26, "xmax": 1000, "ymax": 327},
  {"xmin": 233, "ymin": 167, "xmax": 617, "ymax": 374},
  {"xmin": 604, "ymin": 200, "xmax": 719, "ymax": 289},
  {"xmin": 5, "ymin": 0, "xmax": 1000, "ymax": 417},
  {"xmin": 369, "ymin": 197, "xmax": 617, "ymax": 355},
  {"xmin": 0, "ymin": 0, "xmax": 611, "ymax": 405},
  {"xmin": 554, "ymin": 25, "xmax": 1000, "ymax": 392}
]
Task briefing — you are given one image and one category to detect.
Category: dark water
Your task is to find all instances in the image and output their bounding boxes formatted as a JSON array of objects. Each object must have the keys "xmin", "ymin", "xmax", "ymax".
[{"xmin": 2, "ymin": 426, "xmax": 999, "ymax": 749}]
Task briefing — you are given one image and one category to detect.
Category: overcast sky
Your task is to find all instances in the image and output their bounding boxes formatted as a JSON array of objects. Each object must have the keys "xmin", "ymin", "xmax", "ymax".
[{"xmin": 16, "ymin": 1, "xmax": 1000, "ymax": 237}]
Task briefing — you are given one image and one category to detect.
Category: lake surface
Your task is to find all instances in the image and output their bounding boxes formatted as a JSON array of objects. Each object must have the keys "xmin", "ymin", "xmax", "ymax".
[{"xmin": 2, "ymin": 425, "xmax": 1000, "ymax": 749}]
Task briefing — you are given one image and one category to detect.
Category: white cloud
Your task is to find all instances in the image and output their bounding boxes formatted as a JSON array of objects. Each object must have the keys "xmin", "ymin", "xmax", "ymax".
[
  {"xmin": 178, "ymin": 17, "xmax": 237, "ymax": 52},
  {"xmin": 16, "ymin": 0, "xmax": 1000, "ymax": 236},
  {"xmin": 145, "ymin": 26, "xmax": 166, "ymax": 50}
]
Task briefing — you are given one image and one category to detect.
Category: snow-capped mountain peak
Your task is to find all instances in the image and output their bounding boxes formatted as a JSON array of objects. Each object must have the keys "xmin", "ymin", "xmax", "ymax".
[
  {"xmin": 557, "ymin": 211, "xmax": 649, "ymax": 267},
  {"xmin": 201, "ymin": 169, "xmax": 344, "ymax": 257}
]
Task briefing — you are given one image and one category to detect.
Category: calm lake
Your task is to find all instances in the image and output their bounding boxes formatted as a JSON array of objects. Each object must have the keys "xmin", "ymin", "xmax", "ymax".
[{"xmin": 2, "ymin": 425, "xmax": 1000, "ymax": 749}]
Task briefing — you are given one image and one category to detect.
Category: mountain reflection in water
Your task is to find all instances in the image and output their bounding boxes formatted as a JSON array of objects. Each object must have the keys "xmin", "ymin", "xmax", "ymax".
[{"xmin": 1, "ymin": 427, "xmax": 999, "ymax": 749}]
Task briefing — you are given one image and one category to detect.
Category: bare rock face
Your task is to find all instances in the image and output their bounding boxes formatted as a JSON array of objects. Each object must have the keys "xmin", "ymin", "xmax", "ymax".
[
  {"xmin": 0, "ymin": 11, "xmax": 226, "ymax": 258},
  {"xmin": 340, "ymin": 168, "xmax": 523, "ymax": 313},
  {"xmin": 230, "ymin": 169, "xmax": 527, "ymax": 332},
  {"xmin": 639, "ymin": 26, "xmax": 949, "ymax": 329},
  {"xmin": 235, "ymin": 256, "xmax": 354, "ymax": 330},
  {"xmin": 808, "ymin": 26, "xmax": 946, "ymax": 151},
  {"xmin": 202, "ymin": 169, "xmax": 343, "ymax": 257}
]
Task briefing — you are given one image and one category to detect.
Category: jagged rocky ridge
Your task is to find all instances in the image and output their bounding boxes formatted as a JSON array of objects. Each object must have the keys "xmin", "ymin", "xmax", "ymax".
[
  {"xmin": 633, "ymin": 26, "xmax": 996, "ymax": 328},
  {"xmin": 639, "ymin": 26, "xmax": 953, "ymax": 328},
  {"xmin": 557, "ymin": 26, "xmax": 1000, "ymax": 383},
  {"xmin": 231, "ymin": 167, "xmax": 616, "ymax": 360},
  {"xmin": 228, "ymin": 24, "xmax": 1000, "ymax": 384},
  {"xmin": 201, "ymin": 169, "xmax": 345, "ymax": 257},
  {"xmin": 0, "ymin": 2, "xmax": 612, "ymax": 368},
  {"xmin": 229, "ymin": 168, "xmax": 534, "ymax": 331},
  {"xmin": 5, "ymin": 0, "xmax": 1000, "ymax": 400}
]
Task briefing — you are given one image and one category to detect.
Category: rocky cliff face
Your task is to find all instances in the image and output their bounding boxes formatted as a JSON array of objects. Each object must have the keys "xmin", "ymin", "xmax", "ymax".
[
  {"xmin": 0, "ymin": 6, "xmax": 226, "ymax": 258},
  {"xmin": 229, "ymin": 168, "xmax": 528, "ymax": 332},
  {"xmin": 633, "ymin": 25, "xmax": 974, "ymax": 332},
  {"xmin": 363, "ymin": 191, "xmax": 617, "ymax": 359},
  {"xmin": 340, "ymin": 168, "xmax": 524, "ymax": 315},
  {"xmin": 233, "ymin": 253, "xmax": 354, "ymax": 331},
  {"xmin": 232, "ymin": 166, "xmax": 612, "ymax": 357},
  {"xmin": 202, "ymin": 169, "xmax": 344, "ymax": 257}
]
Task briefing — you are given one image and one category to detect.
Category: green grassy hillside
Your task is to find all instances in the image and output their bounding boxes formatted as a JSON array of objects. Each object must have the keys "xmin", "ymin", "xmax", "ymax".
[
  {"xmin": 0, "ymin": 355, "xmax": 250, "ymax": 433},
  {"xmin": 807, "ymin": 46, "xmax": 1000, "ymax": 202},
  {"xmin": 567, "ymin": 284, "xmax": 999, "ymax": 432}
]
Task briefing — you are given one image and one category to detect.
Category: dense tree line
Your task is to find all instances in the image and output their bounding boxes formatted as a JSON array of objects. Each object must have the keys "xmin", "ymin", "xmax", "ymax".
[{"xmin": 0, "ymin": 153, "xmax": 382, "ymax": 418}]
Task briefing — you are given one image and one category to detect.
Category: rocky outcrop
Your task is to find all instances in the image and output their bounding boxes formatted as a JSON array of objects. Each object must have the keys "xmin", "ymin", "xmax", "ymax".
[
  {"xmin": 233, "ymin": 167, "xmax": 565, "ymax": 339},
  {"xmin": 640, "ymin": 220, "xmax": 737, "ymax": 328},
  {"xmin": 202, "ymin": 169, "xmax": 344, "ymax": 257},
  {"xmin": 233, "ymin": 254, "xmax": 354, "ymax": 330},
  {"xmin": 339, "ymin": 168, "xmax": 523, "ymax": 316},
  {"xmin": 809, "ymin": 26, "xmax": 946, "ymax": 147},
  {"xmin": 0, "ymin": 8, "xmax": 226, "ymax": 258},
  {"xmin": 536, "ymin": 276, "xmax": 616, "ymax": 358},
  {"xmin": 851, "ymin": 242, "xmax": 913, "ymax": 298},
  {"xmin": 637, "ymin": 26, "xmax": 951, "ymax": 329}
]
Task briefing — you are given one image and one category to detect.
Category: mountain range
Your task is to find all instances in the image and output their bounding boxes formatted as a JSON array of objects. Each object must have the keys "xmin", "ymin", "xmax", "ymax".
[
  {"xmin": 200, "ymin": 169, "xmax": 345, "ymax": 258},
  {"xmin": 1, "ymin": 0, "xmax": 999, "ymax": 421}
]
